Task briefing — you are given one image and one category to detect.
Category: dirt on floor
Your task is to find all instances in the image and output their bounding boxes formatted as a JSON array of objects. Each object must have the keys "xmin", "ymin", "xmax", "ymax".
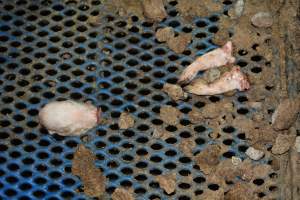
[
  {"xmin": 111, "ymin": 188, "xmax": 135, "ymax": 200},
  {"xmin": 155, "ymin": 27, "xmax": 192, "ymax": 53},
  {"xmin": 72, "ymin": 144, "xmax": 106, "ymax": 198},
  {"xmin": 118, "ymin": 112, "xmax": 135, "ymax": 129},
  {"xmin": 159, "ymin": 105, "xmax": 182, "ymax": 126},
  {"xmin": 156, "ymin": 172, "xmax": 177, "ymax": 194}
]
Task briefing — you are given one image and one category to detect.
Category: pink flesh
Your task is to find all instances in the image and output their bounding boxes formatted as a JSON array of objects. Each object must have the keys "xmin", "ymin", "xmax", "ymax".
[
  {"xmin": 185, "ymin": 66, "xmax": 250, "ymax": 95},
  {"xmin": 96, "ymin": 107, "xmax": 101, "ymax": 124},
  {"xmin": 178, "ymin": 41, "xmax": 235, "ymax": 85}
]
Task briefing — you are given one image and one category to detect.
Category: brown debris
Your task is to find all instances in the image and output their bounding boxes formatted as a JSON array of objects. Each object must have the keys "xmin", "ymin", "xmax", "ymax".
[
  {"xmin": 103, "ymin": 0, "xmax": 144, "ymax": 20},
  {"xmin": 212, "ymin": 16, "xmax": 233, "ymax": 46},
  {"xmin": 225, "ymin": 182, "xmax": 255, "ymax": 200},
  {"xmin": 88, "ymin": 16, "xmax": 101, "ymax": 27},
  {"xmin": 252, "ymin": 164, "xmax": 272, "ymax": 178},
  {"xmin": 156, "ymin": 172, "xmax": 176, "ymax": 194},
  {"xmin": 272, "ymin": 98, "xmax": 300, "ymax": 131},
  {"xmin": 176, "ymin": 0, "xmax": 223, "ymax": 19},
  {"xmin": 160, "ymin": 106, "xmax": 181, "ymax": 126},
  {"xmin": 112, "ymin": 188, "xmax": 135, "ymax": 200},
  {"xmin": 194, "ymin": 144, "xmax": 221, "ymax": 174},
  {"xmin": 232, "ymin": 116, "xmax": 277, "ymax": 146},
  {"xmin": 142, "ymin": 0, "xmax": 167, "ymax": 22},
  {"xmin": 72, "ymin": 145, "xmax": 106, "ymax": 197},
  {"xmin": 200, "ymin": 188, "xmax": 225, "ymax": 200},
  {"xmin": 167, "ymin": 33, "xmax": 192, "ymax": 54},
  {"xmin": 251, "ymin": 12, "xmax": 273, "ymax": 28},
  {"xmin": 162, "ymin": 83, "xmax": 187, "ymax": 101},
  {"xmin": 271, "ymin": 134, "xmax": 296, "ymax": 155},
  {"xmin": 118, "ymin": 112, "xmax": 135, "ymax": 129},
  {"xmin": 188, "ymin": 108, "xmax": 203, "ymax": 124},
  {"xmin": 155, "ymin": 27, "xmax": 175, "ymax": 42},
  {"xmin": 155, "ymin": 26, "xmax": 191, "ymax": 53},
  {"xmin": 201, "ymin": 100, "xmax": 234, "ymax": 119},
  {"xmin": 152, "ymin": 126, "xmax": 173, "ymax": 140},
  {"xmin": 228, "ymin": 0, "xmax": 245, "ymax": 19},
  {"xmin": 179, "ymin": 138, "xmax": 196, "ymax": 157}
]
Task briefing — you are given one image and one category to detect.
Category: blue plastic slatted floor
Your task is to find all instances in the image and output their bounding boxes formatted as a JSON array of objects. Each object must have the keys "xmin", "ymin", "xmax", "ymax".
[{"xmin": 0, "ymin": 0, "xmax": 276, "ymax": 199}]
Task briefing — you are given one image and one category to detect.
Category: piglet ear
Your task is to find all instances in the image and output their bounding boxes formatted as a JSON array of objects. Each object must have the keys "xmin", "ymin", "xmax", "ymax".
[{"xmin": 221, "ymin": 41, "xmax": 232, "ymax": 54}]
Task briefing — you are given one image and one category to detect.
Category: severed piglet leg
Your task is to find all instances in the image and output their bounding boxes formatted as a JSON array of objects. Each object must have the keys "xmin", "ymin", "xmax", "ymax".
[
  {"xmin": 178, "ymin": 41, "xmax": 235, "ymax": 85},
  {"xmin": 184, "ymin": 66, "xmax": 250, "ymax": 95},
  {"xmin": 39, "ymin": 100, "xmax": 101, "ymax": 136}
]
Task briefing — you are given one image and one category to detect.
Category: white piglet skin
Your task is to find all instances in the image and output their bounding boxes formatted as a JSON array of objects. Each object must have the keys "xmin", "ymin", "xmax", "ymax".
[{"xmin": 39, "ymin": 100, "xmax": 100, "ymax": 136}]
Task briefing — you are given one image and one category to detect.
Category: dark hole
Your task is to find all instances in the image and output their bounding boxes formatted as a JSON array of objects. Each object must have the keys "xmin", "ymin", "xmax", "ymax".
[
  {"xmin": 142, "ymin": 22, "xmax": 153, "ymax": 27},
  {"xmin": 237, "ymin": 60, "xmax": 248, "ymax": 67},
  {"xmin": 257, "ymin": 192, "xmax": 266, "ymax": 198},
  {"xmin": 223, "ymin": 151, "xmax": 235, "ymax": 158},
  {"xmin": 208, "ymin": 96, "xmax": 220, "ymax": 103},
  {"xmin": 149, "ymin": 182, "xmax": 160, "ymax": 189},
  {"xmin": 135, "ymin": 174, "xmax": 147, "ymax": 181},
  {"xmin": 34, "ymin": 177, "xmax": 47, "ymax": 185},
  {"xmin": 194, "ymin": 126, "xmax": 206, "ymax": 132},
  {"xmin": 48, "ymin": 184, "xmax": 60, "ymax": 192},
  {"xmin": 253, "ymin": 179, "xmax": 264, "ymax": 186},
  {"xmin": 141, "ymin": 43, "xmax": 152, "ymax": 49},
  {"xmin": 179, "ymin": 157, "xmax": 191, "ymax": 163},
  {"xmin": 208, "ymin": 184, "xmax": 219, "ymax": 191},
  {"xmin": 195, "ymin": 190, "xmax": 203, "ymax": 195},
  {"xmin": 49, "ymin": 171, "xmax": 61, "ymax": 179},
  {"xmin": 237, "ymin": 133, "xmax": 246, "ymax": 140},
  {"xmin": 108, "ymin": 148, "xmax": 119, "ymax": 155},
  {"xmin": 136, "ymin": 148, "xmax": 148, "ymax": 156},
  {"xmin": 150, "ymin": 156, "xmax": 162, "ymax": 162},
  {"xmin": 237, "ymin": 108, "xmax": 249, "ymax": 115},
  {"xmin": 196, "ymin": 43, "xmax": 207, "ymax": 50},
  {"xmin": 238, "ymin": 49, "xmax": 248, "ymax": 56},
  {"xmin": 223, "ymin": 126, "xmax": 235, "ymax": 133},
  {"xmin": 61, "ymin": 191, "xmax": 74, "ymax": 198},
  {"xmin": 179, "ymin": 169, "xmax": 191, "ymax": 176},
  {"xmin": 179, "ymin": 183, "xmax": 191, "ymax": 189},
  {"xmin": 19, "ymin": 183, "xmax": 32, "ymax": 191},
  {"xmin": 269, "ymin": 186, "xmax": 278, "ymax": 191},
  {"xmin": 6, "ymin": 176, "xmax": 18, "ymax": 183},
  {"xmin": 164, "ymin": 149, "xmax": 177, "ymax": 156},
  {"xmin": 149, "ymin": 143, "xmax": 163, "ymax": 151},
  {"xmin": 164, "ymin": 162, "xmax": 176, "ymax": 169},
  {"xmin": 165, "ymin": 137, "xmax": 177, "ymax": 144},
  {"xmin": 151, "ymin": 119, "xmax": 163, "ymax": 126},
  {"xmin": 120, "ymin": 180, "xmax": 132, "ymax": 187},
  {"xmin": 209, "ymin": 26, "xmax": 219, "ymax": 33},
  {"xmin": 195, "ymin": 137, "xmax": 206, "ymax": 145},
  {"xmin": 21, "ymin": 170, "xmax": 32, "ymax": 178},
  {"xmin": 127, "ymin": 59, "xmax": 139, "ymax": 66},
  {"xmin": 24, "ymin": 145, "xmax": 36, "ymax": 152},
  {"xmin": 223, "ymin": 139, "xmax": 234, "ymax": 145},
  {"xmin": 164, "ymin": 125, "xmax": 177, "ymax": 133},
  {"xmin": 136, "ymin": 137, "xmax": 149, "ymax": 143},
  {"xmin": 5, "ymin": 189, "xmax": 17, "ymax": 196},
  {"xmin": 251, "ymin": 67, "xmax": 262, "ymax": 73},
  {"xmin": 180, "ymin": 131, "xmax": 191, "ymax": 138},
  {"xmin": 178, "ymin": 196, "xmax": 190, "ymax": 200},
  {"xmin": 121, "ymin": 167, "xmax": 133, "ymax": 174},
  {"xmin": 7, "ymin": 163, "xmax": 19, "ymax": 171},
  {"xmin": 196, "ymin": 20, "xmax": 207, "ymax": 27},
  {"xmin": 150, "ymin": 168, "xmax": 162, "ymax": 175},
  {"xmin": 238, "ymin": 96, "xmax": 248, "ymax": 102},
  {"xmin": 134, "ymin": 187, "xmax": 146, "ymax": 194},
  {"xmin": 107, "ymin": 161, "xmax": 119, "ymax": 168},
  {"xmin": 251, "ymin": 55, "xmax": 262, "ymax": 62},
  {"xmin": 136, "ymin": 162, "xmax": 148, "ymax": 168}
]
